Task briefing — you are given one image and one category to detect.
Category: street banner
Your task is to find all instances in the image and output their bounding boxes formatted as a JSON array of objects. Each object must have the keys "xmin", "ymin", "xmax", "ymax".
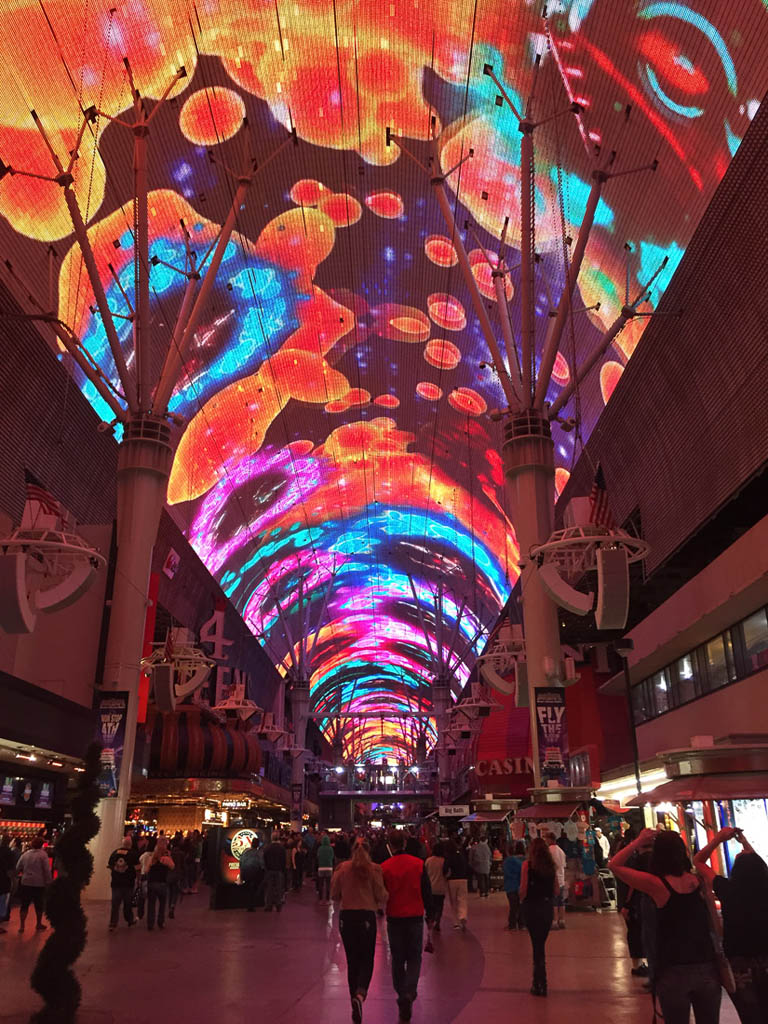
[
  {"xmin": 535, "ymin": 687, "xmax": 570, "ymax": 787},
  {"xmin": 291, "ymin": 783, "xmax": 303, "ymax": 817},
  {"xmin": 95, "ymin": 691, "xmax": 129, "ymax": 797}
]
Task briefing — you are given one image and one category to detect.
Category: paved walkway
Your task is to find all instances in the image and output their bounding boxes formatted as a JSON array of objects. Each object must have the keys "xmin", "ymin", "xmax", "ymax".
[{"xmin": 2, "ymin": 884, "xmax": 738, "ymax": 1022}]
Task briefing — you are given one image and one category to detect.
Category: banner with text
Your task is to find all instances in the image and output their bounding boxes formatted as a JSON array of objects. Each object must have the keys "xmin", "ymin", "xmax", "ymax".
[
  {"xmin": 535, "ymin": 688, "xmax": 570, "ymax": 787},
  {"xmin": 95, "ymin": 691, "xmax": 129, "ymax": 798}
]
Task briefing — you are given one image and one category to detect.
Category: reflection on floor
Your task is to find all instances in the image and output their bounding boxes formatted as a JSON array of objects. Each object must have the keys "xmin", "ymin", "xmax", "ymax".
[{"xmin": 1, "ymin": 884, "xmax": 738, "ymax": 1023}]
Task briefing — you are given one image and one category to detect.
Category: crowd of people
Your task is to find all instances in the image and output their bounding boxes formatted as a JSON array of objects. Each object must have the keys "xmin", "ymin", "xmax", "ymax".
[{"xmin": 4, "ymin": 819, "xmax": 768, "ymax": 1023}]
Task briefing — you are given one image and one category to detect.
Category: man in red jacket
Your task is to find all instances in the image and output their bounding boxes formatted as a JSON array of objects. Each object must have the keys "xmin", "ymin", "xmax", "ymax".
[{"xmin": 381, "ymin": 831, "xmax": 432, "ymax": 1022}]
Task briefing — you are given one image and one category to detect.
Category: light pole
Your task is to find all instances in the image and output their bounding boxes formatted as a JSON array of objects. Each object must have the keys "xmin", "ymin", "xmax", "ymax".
[{"xmin": 0, "ymin": 70, "xmax": 298, "ymax": 893}]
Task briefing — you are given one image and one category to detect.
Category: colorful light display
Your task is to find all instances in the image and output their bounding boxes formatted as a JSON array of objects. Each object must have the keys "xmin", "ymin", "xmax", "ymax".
[{"xmin": 1, "ymin": 0, "xmax": 765, "ymax": 760}]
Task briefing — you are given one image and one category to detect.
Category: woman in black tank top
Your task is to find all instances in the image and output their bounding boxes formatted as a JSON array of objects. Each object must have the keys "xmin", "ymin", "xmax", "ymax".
[{"xmin": 611, "ymin": 828, "xmax": 720, "ymax": 1024}]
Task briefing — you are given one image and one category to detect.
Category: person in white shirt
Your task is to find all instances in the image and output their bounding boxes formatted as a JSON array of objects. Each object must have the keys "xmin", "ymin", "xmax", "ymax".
[
  {"xmin": 546, "ymin": 833, "xmax": 568, "ymax": 930},
  {"xmin": 594, "ymin": 828, "xmax": 611, "ymax": 863},
  {"xmin": 16, "ymin": 836, "xmax": 52, "ymax": 934}
]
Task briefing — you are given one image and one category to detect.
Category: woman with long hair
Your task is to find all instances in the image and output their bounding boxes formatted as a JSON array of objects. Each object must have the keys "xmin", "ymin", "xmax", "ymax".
[
  {"xmin": 611, "ymin": 828, "xmax": 720, "ymax": 1024},
  {"xmin": 331, "ymin": 840, "xmax": 388, "ymax": 1023},
  {"xmin": 695, "ymin": 826, "xmax": 768, "ymax": 1023},
  {"xmin": 520, "ymin": 837, "xmax": 557, "ymax": 996},
  {"xmin": 146, "ymin": 837, "xmax": 175, "ymax": 931},
  {"xmin": 424, "ymin": 841, "xmax": 447, "ymax": 951}
]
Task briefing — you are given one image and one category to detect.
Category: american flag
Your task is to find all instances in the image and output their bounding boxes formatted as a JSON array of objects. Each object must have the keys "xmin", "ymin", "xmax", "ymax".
[
  {"xmin": 24, "ymin": 470, "xmax": 60, "ymax": 517},
  {"xmin": 589, "ymin": 464, "xmax": 615, "ymax": 529}
]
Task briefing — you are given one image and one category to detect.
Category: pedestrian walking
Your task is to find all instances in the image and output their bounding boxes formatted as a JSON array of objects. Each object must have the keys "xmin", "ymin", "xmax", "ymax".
[
  {"xmin": 331, "ymin": 841, "xmax": 388, "ymax": 1023},
  {"xmin": 546, "ymin": 832, "xmax": 568, "ymax": 929},
  {"xmin": 443, "ymin": 838, "xmax": 469, "ymax": 930},
  {"xmin": 520, "ymin": 837, "xmax": 557, "ymax": 997},
  {"xmin": 695, "ymin": 826, "xmax": 768, "ymax": 1023},
  {"xmin": 381, "ymin": 831, "xmax": 431, "ymax": 1023},
  {"xmin": 146, "ymin": 838, "xmax": 174, "ymax": 931},
  {"xmin": 502, "ymin": 842, "xmax": 526, "ymax": 929},
  {"xmin": 263, "ymin": 831, "xmax": 287, "ymax": 912},
  {"xmin": 317, "ymin": 834, "xmax": 334, "ymax": 903},
  {"xmin": 470, "ymin": 837, "xmax": 492, "ymax": 897},
  {"xmin": 424, "ymin": 841, "xmax": 447, "ymax": 950},
  {"xmin": 107, "ymin": 835, "xmax": 139, "ymax": 930},
  {"xmin": 15, "ymin": 837, "xmax": 51, "ymax": 934},
  {"xmin": 611, "ymin": 828, "xmax": 721, "ymax": 1024}
]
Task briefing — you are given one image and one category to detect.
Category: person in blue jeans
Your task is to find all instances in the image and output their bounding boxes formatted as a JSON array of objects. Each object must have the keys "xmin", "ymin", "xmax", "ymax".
[
  {"xmin": 381, "ymin": 832, "xmax": 432, "ymax": 1023},
  {"xmin": 503, "ymin": 841, "xmax": 526, "ymax": 929}
]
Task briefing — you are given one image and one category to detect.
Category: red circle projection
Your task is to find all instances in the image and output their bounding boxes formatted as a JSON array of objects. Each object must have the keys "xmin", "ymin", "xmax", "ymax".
[
  {"xmin": 555, "ymin": 467, "xmax": 571, "ymax": 497},
  {"xmin": 365, "ymin": 190, "xmax": 404, "ymax": 219},
  {"xmin": 600, "ymin": 361, "xmax": 623, "ymax": 404},
  {"xmin": 427, "ymin": 293, "xmax": 467, "ymax": 331},
  {"xmin": 448, "ymin": 387, "xmax": 487, "ymax": 415},
  {"xmin": 374, "ymin": 394, "xmax": 400, "ymax": 408},
  {"xmin": 552, "ymin": 352, "xmax": 571, "ymax": 385},
  {"xmin": 290, "ymin": 178, "xmax": 324, "ymax": 206},
  {"xmin": 416, "ymin": 382, "xmax": 443, "ymax": 401},
  {"xmin": 179, "ymin": 88, "xmax": 245, "ymax": 145},
  {"xmin": 318, "ymin": 192, "xmax": 362, "ymax": 226},
  {"xmin": 425, "ymin": 234, "xmax": 458, "ymax": 267},
  {"xmin": 424, "ymin": 338, "xmax": 461, "ymax": 370}
]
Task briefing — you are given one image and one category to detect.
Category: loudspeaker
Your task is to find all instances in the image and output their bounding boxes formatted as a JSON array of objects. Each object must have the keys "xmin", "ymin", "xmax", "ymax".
[
  {"xmin": 153, "ymin": 664, "xmax": 176, "ymax": 712},
  {"xmin": 595, "ymin": 546, "xmax": 630, "ymax": 630},
  {"xmin": 538, "ymin": 561, "xmax": 594, "ymax": 616}
]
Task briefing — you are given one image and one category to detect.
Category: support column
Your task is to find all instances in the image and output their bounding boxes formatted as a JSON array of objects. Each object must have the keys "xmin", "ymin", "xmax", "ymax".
[
  {"xmin": 88, "ymin": 416, "xmax": 173, "ymax": 898},
  {"xmin": 432, "ymin": 677, "xmax": 452, "ymax": 803},
  {"xmin": 502, "ymin": 410, "xmax": 561, "ymax": 789},
  {"xmin": 290, "ymin": 681, "xmax": 310, "ymax": 830}
]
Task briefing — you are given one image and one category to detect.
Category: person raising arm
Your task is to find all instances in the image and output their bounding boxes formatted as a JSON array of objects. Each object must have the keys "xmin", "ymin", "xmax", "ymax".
[{"xmin": 694, "ymin": 827, "xmax": 768, "ymax": 1024}]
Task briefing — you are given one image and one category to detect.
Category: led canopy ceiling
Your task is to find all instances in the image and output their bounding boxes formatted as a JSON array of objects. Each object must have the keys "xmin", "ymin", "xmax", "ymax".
[{"xmin": 1, "ymin": 0, "xmax": 765, "ymax": 761}]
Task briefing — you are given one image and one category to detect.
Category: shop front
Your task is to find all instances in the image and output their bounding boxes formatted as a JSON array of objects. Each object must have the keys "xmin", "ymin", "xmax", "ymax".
[
  {"xmin": 628, "ymin": 735, "xmax": 768, "ymax": 873},
  {"xmin": 0, "ymin": 669, "xmax": 93, "ymax": 840}
]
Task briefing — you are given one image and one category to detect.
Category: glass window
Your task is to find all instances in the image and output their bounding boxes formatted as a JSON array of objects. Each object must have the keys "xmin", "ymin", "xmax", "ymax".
[
  {"xmin": 632, "ymin": 681, "xmax": 651, "ymax": 724},
  {"xmin": 703, "ymin": 634, "xmax": 736, "ymax": 691},
  {"xmin": 651, "ymin": 669, "xmax": 670, "ymax": 715},
  {"xmin": 673, "ymin": 652, "xmax": 698, "ymax": 705},
  {"xmin": 741, "ymin": 608, "xmax": 768, "ymax": 673}
]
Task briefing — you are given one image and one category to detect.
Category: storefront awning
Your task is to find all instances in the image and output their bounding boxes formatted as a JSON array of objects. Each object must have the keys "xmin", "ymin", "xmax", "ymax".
[
  {"xmin": 627, "ymin": 773, "xmax": 768, "ymax": 806},
  {"xmin": 459, "ymin": 811, "xmax": 511, "ymax": 823},
  {"xmin": 516, "ymin": 801, "xmax": 581, "ymax": 819}
]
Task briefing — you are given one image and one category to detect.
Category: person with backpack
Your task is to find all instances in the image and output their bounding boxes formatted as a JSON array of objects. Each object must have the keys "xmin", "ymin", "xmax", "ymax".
[
  {"xmin": 107, "ymin": 835, "xmax": 138, "ymax": 930},
  {"xmin": 695, "ymin": 826, "xmax": 768, "ymax": 1023},
  {"xmin": 611, "ymin": 828, "xmax": 721, "ymax": 1024}
]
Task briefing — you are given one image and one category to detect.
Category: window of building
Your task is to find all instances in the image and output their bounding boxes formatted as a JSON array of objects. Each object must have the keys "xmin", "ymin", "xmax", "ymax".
[
  {"xmin": 631, "ymin": 681, "xmax": 651, "ymax": 725},
  {"xmin": 633, "ymin": 604, "xmax": 768, "ymax": 726},
  {"xmin": 651, "ymin": 669, "xmax": 670, "ymax": 715},
  {"xmin": 702, "ymin": 633, "xmax": 736, "ymax": 692},
  {"xmin": 672, "ymin": 652, "xmax": 698, "ymax": 706},
  {"xmin": 741, "ymin": 608, "xmax": 768, "ymax": 673}
]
